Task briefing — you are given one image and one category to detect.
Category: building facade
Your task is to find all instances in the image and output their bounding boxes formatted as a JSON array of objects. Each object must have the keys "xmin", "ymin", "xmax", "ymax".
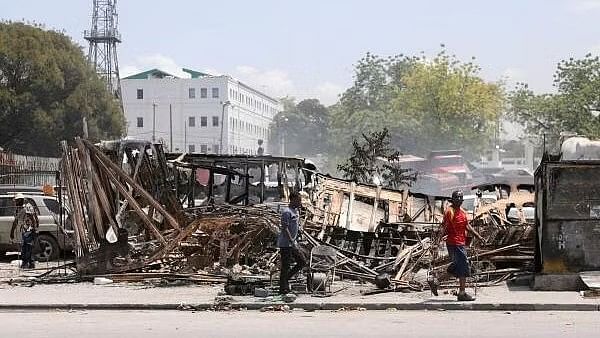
[{"xmin": 122, "ymin": 68, "xmax": 280, "ymax": 155}]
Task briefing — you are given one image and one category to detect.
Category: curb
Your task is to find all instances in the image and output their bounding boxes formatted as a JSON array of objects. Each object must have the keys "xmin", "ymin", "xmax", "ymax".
[{"xmin": 0, "ymin": 302, "xmax": 597, "ymax": 311}]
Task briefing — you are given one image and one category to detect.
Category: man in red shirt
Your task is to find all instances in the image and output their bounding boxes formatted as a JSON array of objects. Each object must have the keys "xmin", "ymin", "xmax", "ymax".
[{"xmin": 440, "ymin": 190, "xmax": 484, "ymax": 301}]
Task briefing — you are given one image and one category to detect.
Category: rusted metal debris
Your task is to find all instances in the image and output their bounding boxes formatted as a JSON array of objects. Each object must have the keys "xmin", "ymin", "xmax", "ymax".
[
  {"xmin": 59, "ymin": 138, "xmax": 534, "ymax": 292},
  {"xmin": 60, "ymin": 138, "xmax": 283, "ymax": 277},
  {"xmin": 302, "ymin": 176, "xmax": 535, "ymax": 292}
]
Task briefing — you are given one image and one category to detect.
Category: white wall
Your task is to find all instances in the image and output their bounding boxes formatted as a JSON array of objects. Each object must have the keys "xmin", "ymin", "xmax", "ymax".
[{"xmin": 122, "ymin": 73, "xmax": 280, "ymax": 154}]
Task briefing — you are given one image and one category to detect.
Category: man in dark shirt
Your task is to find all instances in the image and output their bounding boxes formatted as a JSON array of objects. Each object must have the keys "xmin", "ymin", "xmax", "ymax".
[
  {"xmin": 440, "ymin": 190, "xmax": 484, "ymax": 301},
  {"xmin": 10, "ymin": 194, "xmax": 39, "ymax": 269},
  {"xmin": 278, "ymin": 191, "xmax": 307, "ymax": 294}
]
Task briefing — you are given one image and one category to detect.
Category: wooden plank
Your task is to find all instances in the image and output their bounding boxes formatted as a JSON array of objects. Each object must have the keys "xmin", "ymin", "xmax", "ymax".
[
  {"xmin": 75, "ymin": 138, "xmax": 105, "ymax": 239},
  {"xmin": 89, "ymin": 162, "xmax": 118, "ymax": 233},
  {"xmin": 368, "ymin": 185, "xmax": 381, "ymax": 232},
  {"xmin": 394, "ymin": 248, "xmax": 413, "ymax": 280},
  {"xmin": 93, "ymin": 154, "xmax": 167, "ymax": 245},
  {"xmin": 346, "ymin": 182, "xmax": 355, "ymax": 229},
  {"xmin": 82, "ymin": 138, "xmax": 181, "ymax": 230},
  {"xmin": 61, "ymin": 142, "xmax": 87, "ymax": 255}
]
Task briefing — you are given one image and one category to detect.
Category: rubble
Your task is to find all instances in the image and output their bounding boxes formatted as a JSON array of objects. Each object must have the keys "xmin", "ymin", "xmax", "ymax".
[
  {"xmin": 302, "ymin": 175, "xmax": 535, "ymax": 293},
  {"xmin": 54, "ymin": 137, "xmax": 535, "ymax": 296},
  {"xmin": 60, "ymin": 138, "xmax": 283, "ymax": 279}
]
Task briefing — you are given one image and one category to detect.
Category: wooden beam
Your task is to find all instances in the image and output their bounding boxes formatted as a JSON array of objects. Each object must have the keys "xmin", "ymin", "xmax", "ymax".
[
  {"xmin": 81, "ymin": 138, "xmax": 181, "ymax": 230},
  {"xmin": 94, "ymin": 154, "xmax": 167, "ymax": 245}
]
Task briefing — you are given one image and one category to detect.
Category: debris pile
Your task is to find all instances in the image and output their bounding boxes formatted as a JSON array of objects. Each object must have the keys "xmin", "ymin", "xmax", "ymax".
[
  {"xmin": 56, "ymin": 138, "xmax": 535, "ymax": 294},
  {"xmin": 60, "ymin": 138, "xmax": 281, "ymax": 279},
  {"xmin": 301, "ymin": 176, "xmax": 535, "ymax": 292}
]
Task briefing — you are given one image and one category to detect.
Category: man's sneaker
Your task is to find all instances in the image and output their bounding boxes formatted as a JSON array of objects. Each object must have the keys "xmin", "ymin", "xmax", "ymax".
[{"xmin": 457, "ymin": 293, "xmax": 476, "ymax": 301}]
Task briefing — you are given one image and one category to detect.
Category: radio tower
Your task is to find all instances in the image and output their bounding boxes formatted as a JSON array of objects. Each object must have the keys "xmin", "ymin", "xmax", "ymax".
[{"xmin": 84, "ymin": 0, "xmax": 122, "ymax": 102}]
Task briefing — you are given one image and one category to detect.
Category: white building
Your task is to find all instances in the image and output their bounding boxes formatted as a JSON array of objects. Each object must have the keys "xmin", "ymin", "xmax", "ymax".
[{"xmin": 121, "ymin": 68, "xmax": 280, "ymax": 155}]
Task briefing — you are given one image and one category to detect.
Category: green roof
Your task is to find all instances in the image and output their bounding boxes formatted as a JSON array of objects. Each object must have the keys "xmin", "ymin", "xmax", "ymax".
[
  {"xmin": 182, "ymin": 68, "xmax": 211, "ymax": 78},
  {"xmin": 123, "ymin": 69, "xmax": 178, "ymax": 80}
]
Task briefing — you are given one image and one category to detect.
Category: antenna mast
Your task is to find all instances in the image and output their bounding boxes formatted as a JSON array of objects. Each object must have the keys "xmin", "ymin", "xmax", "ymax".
[{"xmin": 84, "ymin": 0, "xmax": 123, "ymax": 104}]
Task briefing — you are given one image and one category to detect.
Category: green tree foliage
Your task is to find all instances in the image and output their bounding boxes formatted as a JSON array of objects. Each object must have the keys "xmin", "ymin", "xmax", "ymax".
[
  {"xmin": 509, "ymin": 54, "xmax": 600, "ymax": 139},
  {"xmin": 0, "ymin": 22, "xmax": 124, "ymax": 156},
  {"xmin": 270, "ymin": 97, "xmax": 329, "ymax": 156},
  {"xmin": 330, "ymin": 47, "xmax": 504, "ymax": 159},
  {"xmin": 337, "ymin": 128, "xmax": 416, "ymax": 188}
]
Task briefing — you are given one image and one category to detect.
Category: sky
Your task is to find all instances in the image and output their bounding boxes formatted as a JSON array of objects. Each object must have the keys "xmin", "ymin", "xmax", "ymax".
[{"xmin": 3, "ymin": 0, "xmax": 600, "ymax": 106}]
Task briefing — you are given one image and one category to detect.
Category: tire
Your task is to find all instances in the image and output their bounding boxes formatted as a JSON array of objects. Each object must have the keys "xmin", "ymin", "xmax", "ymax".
[{"xmin": 35, "ymin": 234, "xmax": 59, "ymax": 262}]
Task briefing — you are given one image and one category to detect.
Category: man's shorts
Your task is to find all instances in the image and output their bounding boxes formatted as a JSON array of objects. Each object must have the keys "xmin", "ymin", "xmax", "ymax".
[{"xmin": 446, "ymin": 244, "xmax": 470, "ymax": 278}]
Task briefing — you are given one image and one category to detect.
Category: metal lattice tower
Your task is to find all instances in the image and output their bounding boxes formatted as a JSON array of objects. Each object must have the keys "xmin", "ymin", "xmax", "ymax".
[{"xmin": 84, "ymin": 0, "xmax": 122, "ymax": 101}]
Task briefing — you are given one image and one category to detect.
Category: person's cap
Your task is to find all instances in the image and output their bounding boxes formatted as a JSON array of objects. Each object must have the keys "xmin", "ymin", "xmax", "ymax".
[
  {"xmin": 451, "ymin": 190, "xmax": 463, "ymax": 202},
  {"xmin": 13, "ymin": 193, "xmax": 25, "ymax": 200}
]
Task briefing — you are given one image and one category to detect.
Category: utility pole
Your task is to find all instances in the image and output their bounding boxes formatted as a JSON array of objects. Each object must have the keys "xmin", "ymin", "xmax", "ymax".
[
  {"xmin": 152, "ymin": 102, "xmax": 157, "ymax": 142},
  {"xmin": 219, "ymin": 101, "xmax": 231, "ymax": 154},
  {"xmin": 169, "ymin": 104, "xmax": 173, "ymax": 152},
  {"xmin": 184, "ymin": 122, "xmax": 187, "ymax": 152}
]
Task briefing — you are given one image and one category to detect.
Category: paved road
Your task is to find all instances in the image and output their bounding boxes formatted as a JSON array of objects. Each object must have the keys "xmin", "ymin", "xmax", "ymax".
[{"xmin": 0, "ymin": 310, "xmax": 597, "ymax": 337}]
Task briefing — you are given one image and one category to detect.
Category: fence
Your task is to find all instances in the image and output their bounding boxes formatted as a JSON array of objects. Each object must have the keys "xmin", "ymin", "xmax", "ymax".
[{"xmin": 0, "ymin": 150, "xmax": 60, "ymax": 187}]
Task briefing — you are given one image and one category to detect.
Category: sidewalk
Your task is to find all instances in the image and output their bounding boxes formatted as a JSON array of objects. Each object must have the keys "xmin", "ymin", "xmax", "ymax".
[{"xmin": 0, "ymin": 281, "xmax": 597, "ymax": 311}]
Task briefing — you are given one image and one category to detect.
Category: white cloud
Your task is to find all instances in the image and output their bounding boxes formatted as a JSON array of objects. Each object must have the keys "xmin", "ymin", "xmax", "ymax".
[
  {"xmin": 233, "ymin": 65, "xmax": 295, "ymax": 98},
  {"xmin": 232, "ymin": 65, "xmax": 343, "ymax": 105},
  {"xmin": 121, "ymin": 54, "xmax": 188, "ymax": 78}
]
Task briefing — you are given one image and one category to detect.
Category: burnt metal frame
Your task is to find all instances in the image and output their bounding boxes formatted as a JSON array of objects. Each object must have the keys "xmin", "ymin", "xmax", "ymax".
[{"xmin": 167, "ymin": 154, "xmax": 306, "ymax": 206}]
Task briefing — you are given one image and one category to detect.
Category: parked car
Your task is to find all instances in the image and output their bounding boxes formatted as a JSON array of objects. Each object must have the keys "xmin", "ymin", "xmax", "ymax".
[
  {"xmin": 507, "ymin": 206, "xmax": 535, "ymax": 224},
  {"xmin": 0, "ymin": 194, "xmax": 72, "ymax": 261},
  {"xmin": 462, "ymin": 194, "xmax": 478, "ymax": 216}
]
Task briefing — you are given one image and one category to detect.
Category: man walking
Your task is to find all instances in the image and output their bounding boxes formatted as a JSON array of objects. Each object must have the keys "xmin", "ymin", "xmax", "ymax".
[
  {"xmin": 10, "ymin": 194, "xmax": 39, "ymax": 269},
  {"xmin": 278, "ymin": 191, "xmax": 307, "ymax": 294},
  {"xmin": 440, "ymin": 190, "xmax": 484, "ymax": 301}
]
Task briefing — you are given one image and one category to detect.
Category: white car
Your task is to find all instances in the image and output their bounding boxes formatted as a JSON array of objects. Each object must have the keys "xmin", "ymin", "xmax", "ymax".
[{"xmin": 507, "ymin": 206, "xmax": 535, "ymax": 223}]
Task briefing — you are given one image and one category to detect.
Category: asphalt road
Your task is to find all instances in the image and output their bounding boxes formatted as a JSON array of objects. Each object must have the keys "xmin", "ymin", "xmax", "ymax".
[{"xmin": 0, "ymin": 310, "xmax": 598, "ymax": 338}]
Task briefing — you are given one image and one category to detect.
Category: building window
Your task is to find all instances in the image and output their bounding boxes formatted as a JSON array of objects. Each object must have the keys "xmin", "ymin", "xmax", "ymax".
[
  {"xmin": 136, "ymin": 89, "xmax": 143, "ymax": 99},
  {"xmin": 200, "ymin": 88, "xmax": 207, "ymax": 98},
  {"xmin": 136, "ymin": 117, "xmax": 144, "ymax": 128},
  {"xmin": 200, "ymin": 144, "xmax": 208, "ymax": 154},
  {"xmin": 213, "ymin": 144, "xmax": 220, "ymax": 154},
  {"xmin": 188, "ymin": 144, "xmax": 195, "ymax": 153},
  {"xmin": 212, "ymin": 88, "xmax": 219, "ymax": 98},
  {"xmin": 212, "ymin": 116, "xmax": 219, "ymax": 127},
  {"xmin": 189, "ymin": 88, "xmax": 196, "ymax": 99},
  {"xmin": 188, "ymin": 116, "xmax": 195, "ymax": 127},
  {"xmin": 200, "ymin": 116, "xmax": 207, "ymax": 127}
]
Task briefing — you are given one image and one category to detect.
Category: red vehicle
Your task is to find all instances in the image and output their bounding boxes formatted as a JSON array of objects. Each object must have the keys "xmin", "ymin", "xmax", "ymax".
[
  {"xmin": 426, "ymin": 150, "xmax": 472, "ymax": 187},
  {"xmin": 380, "ymin": 150, "xmax": 472, "ymax": 197}
]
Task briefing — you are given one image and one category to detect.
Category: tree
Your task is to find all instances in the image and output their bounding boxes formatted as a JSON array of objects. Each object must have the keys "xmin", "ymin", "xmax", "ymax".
[
  {"xmin": 337, "ymin": 128, "xmax": 416, "ymax": 189},
  {"xmin": 0, "ymin": 22, "xmax": 124, "ymax": 156},
  {"xmin": 330, "ymin": 47, "xmax": 504, "ymax": 161},
  {"xmin": 270, "ymin": 97, "xmax": 329, "ymax": 156},
  {"xmin": 509, "ymin": 54, "xmax": 600, "ymax": 140},
  {"xmin": 330, "ymin": 53, "xmax": 418, "ymax": 155},
  {"xmin": 391, "ymin": 50, "xmax": 504, "ymax": 155}
]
